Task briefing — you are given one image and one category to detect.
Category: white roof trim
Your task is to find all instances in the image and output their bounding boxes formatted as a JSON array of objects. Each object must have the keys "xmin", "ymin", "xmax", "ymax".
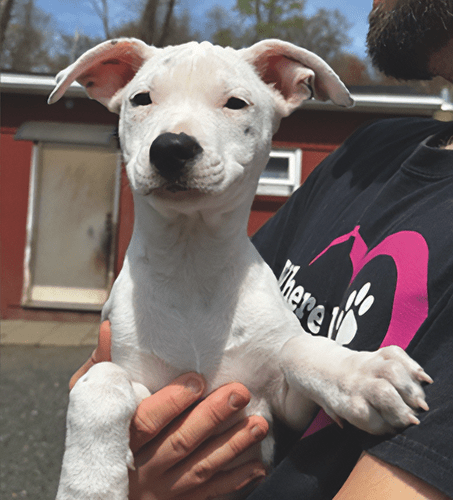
[
  {"xmin": 303, "ymin": 93, "xmax": 453, "ymax": 115},
  {"xmin": 1, "ymin": 73, "xmax": 85, "ymax": 97},
  {"xmin": 2, "ymin": 72, "xmax": 453, "ymax": 115}
]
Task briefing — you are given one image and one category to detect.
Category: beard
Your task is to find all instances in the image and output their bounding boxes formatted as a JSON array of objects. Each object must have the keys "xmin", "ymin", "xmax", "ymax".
[{"xmin": 367, "ymin": 0, "xmax": 453, "ymax": 80}]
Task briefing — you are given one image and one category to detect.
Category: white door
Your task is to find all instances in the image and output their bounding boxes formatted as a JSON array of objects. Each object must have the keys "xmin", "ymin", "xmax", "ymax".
[{"xmin": 22, "ymin": 142, "xmax": 121, "ymax": 310}]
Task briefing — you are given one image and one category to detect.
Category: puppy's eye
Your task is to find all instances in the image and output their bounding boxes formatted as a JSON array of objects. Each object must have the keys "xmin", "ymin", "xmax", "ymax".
[
  {"xmin": 224, "ymin": 97, "xmax": 248, "ymax": 110},
  {"xmin": 131, "ymin": 93, "xmax": 152, "ymax": 106}
]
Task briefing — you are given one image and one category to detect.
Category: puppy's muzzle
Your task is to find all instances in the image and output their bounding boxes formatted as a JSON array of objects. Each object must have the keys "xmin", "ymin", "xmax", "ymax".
[{"xmin": 150, "ymin": 132, "xmax": 203, "ymax": 182}]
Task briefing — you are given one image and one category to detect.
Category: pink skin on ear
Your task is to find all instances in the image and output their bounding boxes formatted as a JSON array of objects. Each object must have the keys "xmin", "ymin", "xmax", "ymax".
[{"xmin": 48, "ymin": 39, "xmax": 152, "ymax": 110}]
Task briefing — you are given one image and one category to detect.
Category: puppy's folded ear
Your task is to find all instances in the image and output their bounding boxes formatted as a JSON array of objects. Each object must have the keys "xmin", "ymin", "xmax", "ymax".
[
  {"xmin": 48, "ymin": 38, "xmax": 156, "ymax": 113},
  {"xmin": 241, "ymin": 39, "xmax": 353, "ymax": 117}
]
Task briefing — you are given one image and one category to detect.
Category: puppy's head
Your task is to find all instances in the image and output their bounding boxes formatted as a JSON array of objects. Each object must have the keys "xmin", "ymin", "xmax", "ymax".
[{"xmin": 49, "ymin": 39, "xmax": 352, "ymax": 211}]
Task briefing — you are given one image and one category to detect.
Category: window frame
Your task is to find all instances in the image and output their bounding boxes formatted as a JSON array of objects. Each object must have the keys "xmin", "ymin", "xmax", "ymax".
[{"xmin": 257, "ymin": 148, "xmax": 302, "ymax": 197}]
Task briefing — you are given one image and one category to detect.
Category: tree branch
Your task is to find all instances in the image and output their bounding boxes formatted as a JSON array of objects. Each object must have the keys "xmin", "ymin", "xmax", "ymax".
[
  {"xmin": 88, "ymin": 0, "xmax": 110, "ymax": 38},
  {"xmin": 0, "ymin": 0, "xmax": 15, "ymax": 52},
  {"xmin": 140, "ymin": 0, "xmax": 159, "ymax": 45},
  {"xmin": 157, "ymin": 0, "xmax": 176, "ymax": 47}
]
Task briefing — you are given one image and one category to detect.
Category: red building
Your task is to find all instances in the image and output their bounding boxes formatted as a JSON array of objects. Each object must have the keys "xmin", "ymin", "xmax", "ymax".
[{"xmin": 2, "ymin": 73, "xmax": 452, "ymax": 321}]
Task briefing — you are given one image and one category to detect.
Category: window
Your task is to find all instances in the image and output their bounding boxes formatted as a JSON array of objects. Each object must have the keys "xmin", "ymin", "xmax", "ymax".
[
  {"xmin": 17, "ymin": 123, "xmax": 121, "ymax": 310},
  {"xmin": 257, "ymin": 148, "xmax": 302, "ymax": 196}
]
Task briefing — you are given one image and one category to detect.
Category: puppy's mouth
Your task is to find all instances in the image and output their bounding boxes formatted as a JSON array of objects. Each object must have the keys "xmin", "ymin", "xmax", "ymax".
[
  {"xmin": 151, "ymin": 184, "xmax": 206, "ymax": 200},
  {"xmin": 164, "ymin": 183, "xmax": 190, "ymax": 193}
]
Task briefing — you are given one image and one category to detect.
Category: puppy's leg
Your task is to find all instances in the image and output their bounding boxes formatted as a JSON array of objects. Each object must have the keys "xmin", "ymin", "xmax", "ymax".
[
  {"xmin": 56, "ymin": 362, "xmax": 143, "ymax": 500},
  {"xmin": 279, "ymin": 335, "xmax": 432, "ymax": 435}
]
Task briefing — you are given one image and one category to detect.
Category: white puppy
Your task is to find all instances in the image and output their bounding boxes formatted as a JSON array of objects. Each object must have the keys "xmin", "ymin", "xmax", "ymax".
[{"xmin": 49, "ymin": 39, "xmax": 431, "ymax": 500}]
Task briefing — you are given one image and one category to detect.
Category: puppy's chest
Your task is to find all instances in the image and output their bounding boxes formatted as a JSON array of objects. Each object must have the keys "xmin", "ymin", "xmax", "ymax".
[
  {"xmin": 111, "ymin": 271, "xmax": 282, "ymax": 391},
  {"xmin": 113, "ymin": 275, "xmax": 236, "ymax": 360},
  {"xmin": 141, "ymin": 289, "xmax": 248, "ymax": 366}
]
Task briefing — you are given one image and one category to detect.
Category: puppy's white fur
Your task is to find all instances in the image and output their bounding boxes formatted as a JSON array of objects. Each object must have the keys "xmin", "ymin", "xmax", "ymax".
[{"xmin": 50, "ymin": 39, "xmax": 430, "ymax": 500}]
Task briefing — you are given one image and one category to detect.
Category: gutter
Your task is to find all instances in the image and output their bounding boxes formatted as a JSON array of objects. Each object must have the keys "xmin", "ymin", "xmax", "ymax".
[
  {"xmin": 2, "ymin": 73, "xmax": 453, "ymax": 117},
  {"xmin": 1, "ymin": 73, "xmax": 85, "ymax": 98}
]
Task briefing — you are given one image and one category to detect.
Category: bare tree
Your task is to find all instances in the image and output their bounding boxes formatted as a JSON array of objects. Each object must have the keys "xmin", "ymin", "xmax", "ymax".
[
  {"xmin": 1, "ymin": 0, "xmax": 53, "ymax": 71},
  {"xmin": 88, "ymin": 0, "xmax": 110, "ymax": 39},
  {"xmin": 157, "ymin": 0, "xmax": 175, "ymax": 46},
  {"xmin": 0, "ymin": 0, "xmax": 14, "ymax": 52},
  {"xmin": 139, "ymin": 0, "xmax": 177, "ymax": 46},
  {"xmin": 139, "ymin": 0, "xmax": 158, "ymax": 44}
]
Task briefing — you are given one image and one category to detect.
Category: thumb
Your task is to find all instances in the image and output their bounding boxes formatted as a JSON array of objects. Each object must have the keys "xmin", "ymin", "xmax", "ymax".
[{"xmin": 69, "ymin": 320, "xmax": 112, "ymax": 390}]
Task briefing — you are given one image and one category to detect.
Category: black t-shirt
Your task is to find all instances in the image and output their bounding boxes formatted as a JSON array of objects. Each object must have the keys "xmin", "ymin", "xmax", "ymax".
[{"xmin": 248, "ymin": 117, "xmax": 453, "ymax": 499}]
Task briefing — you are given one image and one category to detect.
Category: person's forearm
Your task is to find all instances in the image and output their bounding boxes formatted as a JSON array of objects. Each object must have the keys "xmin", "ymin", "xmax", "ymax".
[{"xmin": 334, "ymin": 452, "xmax": 450, "ymax": 500}]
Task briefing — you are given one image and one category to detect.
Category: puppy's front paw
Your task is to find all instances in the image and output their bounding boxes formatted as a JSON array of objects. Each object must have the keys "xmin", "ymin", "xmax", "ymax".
[
  {"xmin": 329, "ymin": 346, "xmax": 432, "ymax": 435},
  {"xmin": 56, "ymin": 362, "xmax": 137, "ymax": 500}
]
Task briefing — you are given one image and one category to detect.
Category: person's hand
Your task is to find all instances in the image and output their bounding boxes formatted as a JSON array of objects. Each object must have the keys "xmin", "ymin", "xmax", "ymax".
[
  {"xmin": 70, "ymin": 321, "xmax": 269, "ymax": 500},
  {"xmin": 129, "ymin": 378, "xmax": 268, "ymax": 500}
]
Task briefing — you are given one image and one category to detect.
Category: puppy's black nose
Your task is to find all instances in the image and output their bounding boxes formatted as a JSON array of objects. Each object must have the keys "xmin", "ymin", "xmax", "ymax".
[{"xmin": 149, "ymin": 132, "xmax": 203, "ymax": 181}]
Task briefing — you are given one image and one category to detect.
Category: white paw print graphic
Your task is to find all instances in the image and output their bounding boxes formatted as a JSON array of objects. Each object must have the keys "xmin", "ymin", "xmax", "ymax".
[{"xmin": 328, "ymin": 283, "xmax": 375, "ymax": 345}]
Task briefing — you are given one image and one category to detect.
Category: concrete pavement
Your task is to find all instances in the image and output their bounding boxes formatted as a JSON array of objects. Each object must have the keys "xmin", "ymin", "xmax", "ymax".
[
  {"xmin": 1, "ymin": 320, "xmax": 99, "ymax": 346},
  {"xmin": 1, "ymin": 344, "xmax": 94, "ymax": 499},
  {"xmin": 1, "ymin": 320, "xmax": 100, "ymax": 498}
]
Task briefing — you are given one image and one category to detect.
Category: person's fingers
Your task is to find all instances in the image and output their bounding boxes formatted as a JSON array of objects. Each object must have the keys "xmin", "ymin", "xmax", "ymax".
[
  {"xmin": 130, "ymin": 372, "xmax": 206, "ymax": 453},
  {"xmin": 177, "ymin": 460, "xmax": 267, "ymax": 500},
  {"xmin": 69, "ymin": 320, "xmax": 112, "ymax": 390},
  {"xmin": 134, "ymin": 382, "xmax": 251, "ymax": 469},
  {"xmin": 129, "ymin": 384, "xmax": 267, "ymax": 500},
  {"xmin": 167, "ymin": 415, "xmax": 269, "ymax": 491}
]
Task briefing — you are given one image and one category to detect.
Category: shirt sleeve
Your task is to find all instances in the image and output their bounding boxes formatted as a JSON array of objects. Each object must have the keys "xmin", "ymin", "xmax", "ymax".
[{"xmin": 362, "ymin": 285, "xmax": 453, "ymax": 498}]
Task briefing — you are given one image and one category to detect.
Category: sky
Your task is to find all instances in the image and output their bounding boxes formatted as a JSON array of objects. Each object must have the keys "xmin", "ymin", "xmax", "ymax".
[{"xmin": 35, "ymin": 0, "xmax": 371, "ymax": 58}]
